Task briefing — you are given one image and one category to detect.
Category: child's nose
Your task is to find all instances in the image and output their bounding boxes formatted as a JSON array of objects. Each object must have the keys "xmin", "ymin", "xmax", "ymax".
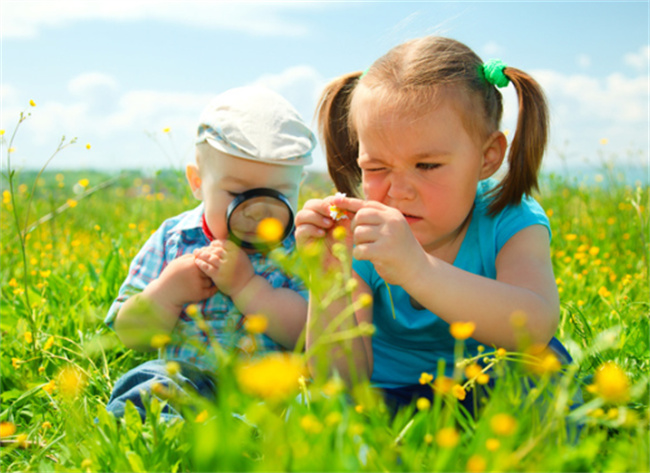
[
  {"xmin": 243, "ymin": 202, "xmax": 271, "ymax": 221},
  {"xmin": 387, "ymin": 171, "xmax": 416, "ymax": 200}
]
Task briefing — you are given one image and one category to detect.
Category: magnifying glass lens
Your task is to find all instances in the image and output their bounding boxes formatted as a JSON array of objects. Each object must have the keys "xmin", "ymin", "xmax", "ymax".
[{"xmin": 226, "ymin": 189, "xmax": 294, "ymax": 250}]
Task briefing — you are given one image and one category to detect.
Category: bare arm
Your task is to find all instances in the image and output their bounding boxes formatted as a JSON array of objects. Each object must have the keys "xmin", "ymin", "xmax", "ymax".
[
  {"xmin": 296, "ymin": 198, "xmax": 374, "ymax": 383},
  {"xmin": 114, "ymin": 254, "xmax": 218, "ymax": 351}
]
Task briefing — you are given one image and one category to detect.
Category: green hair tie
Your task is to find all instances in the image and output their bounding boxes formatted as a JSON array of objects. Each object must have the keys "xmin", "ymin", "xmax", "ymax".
[
  {"xmin": 482, "ymin": 59, "xmax": 509, "ymax": 88},
  {"xmin": 360, "ymin": 67, "xmax": 370, "ymax": 79}
]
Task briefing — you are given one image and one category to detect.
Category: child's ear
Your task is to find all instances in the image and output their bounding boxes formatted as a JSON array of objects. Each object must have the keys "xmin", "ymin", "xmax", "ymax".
[
  {"xmin": 479, "ymin": 131, "xmax": 507, "ymax": 179},
  {"xmin": 186, "ymin": 163, "xmax": 203, "ymax": 200}
]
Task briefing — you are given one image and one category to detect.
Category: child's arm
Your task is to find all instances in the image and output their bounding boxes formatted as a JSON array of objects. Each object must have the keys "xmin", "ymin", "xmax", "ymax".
[
  {"xmin": 194, "ymin": 240, "xmax": 307, "ymax": 349},
  {"xmin": 114, "ymin": 254, "xmax": 218, "ymax": 351},
  {"xmin": 336, "ymin": 195, "xmax": 559, "ymax": 350},
  {"xmin": 295, "ymin": 198, "xmax": 374, "ymax": 383}
]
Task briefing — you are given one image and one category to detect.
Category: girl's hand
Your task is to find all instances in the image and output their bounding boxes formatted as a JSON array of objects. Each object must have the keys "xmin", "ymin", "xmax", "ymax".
[
  {"xmin": 194, "ymin": 240, "xmax": 255, "ymax": 297},
  {"xmin": 295, "ymin": 197, "xmax": 354, "ymax": 268},
  {"xmin": 332, "ymin": 196, "xmax": 426, "ymax": 285}
]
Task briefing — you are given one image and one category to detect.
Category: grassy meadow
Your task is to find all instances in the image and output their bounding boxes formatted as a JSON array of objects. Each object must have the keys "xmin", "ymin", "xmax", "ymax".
[{"xmin": 1, "ymin": 123, "xmax": 649, "ymax": 471}]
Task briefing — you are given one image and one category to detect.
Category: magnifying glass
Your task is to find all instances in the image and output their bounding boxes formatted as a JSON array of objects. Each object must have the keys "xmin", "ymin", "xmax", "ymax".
[{"xmin": 226, "ymin": 188, "xmax": 294, "ymax": 251}]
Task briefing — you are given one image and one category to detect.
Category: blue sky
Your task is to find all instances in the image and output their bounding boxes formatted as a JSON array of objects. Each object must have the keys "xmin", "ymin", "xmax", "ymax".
[{"xmin": 1, "ymin": 1, "xmax": 648, "ymax": 176}]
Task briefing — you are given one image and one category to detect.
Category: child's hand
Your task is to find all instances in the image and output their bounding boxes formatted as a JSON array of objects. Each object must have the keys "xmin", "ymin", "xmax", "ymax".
[
  {"xmin": 193, "ymin": 240, "xmax": 255, "ymax": 298},
  {"xmin": 146, "ymin": 253, "xmax": 218, "ymax": 313},
  {"xmin": 295, "ymin": 196, "xmax": 354, "ymax": 267},
  {"xmin": 332, "ymin": 196, "xmax": 426, "ymax": 285}
]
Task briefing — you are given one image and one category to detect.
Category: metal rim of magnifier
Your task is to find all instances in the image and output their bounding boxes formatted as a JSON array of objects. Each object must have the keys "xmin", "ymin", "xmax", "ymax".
[{"xmin": 226, "ymin": 187, "xmax": 295, "ymax": 250}]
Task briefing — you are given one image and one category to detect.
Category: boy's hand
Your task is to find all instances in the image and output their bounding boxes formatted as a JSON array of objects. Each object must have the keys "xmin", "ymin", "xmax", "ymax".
[
  {"xmin": 145, "ymin": 253, "xmax": 218, "ymax": 314},
  {"xmin": 194, "ymin": 240, "xmax": 255, "ymax": 297}
]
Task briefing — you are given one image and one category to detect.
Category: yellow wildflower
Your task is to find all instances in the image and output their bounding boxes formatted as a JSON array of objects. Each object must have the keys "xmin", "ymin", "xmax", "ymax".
[
  {"xmin": 300, "ymin": 414, "xmax": 323, "ymax": 434},
  {"xmin": 325, "ymin": 411, "xmax": 342, "ymax": 427},
  {"xmin": 591, "ymin": 362, "xmax": 630, "ymax": 403},
  {"xmin": 424, "ymin": 433, "xmax": 434, "ymax": 445},
  {"xmin": 419, "ymin": 372, "xmax": 434, "ymax": 385},
  {"xmin": 195, "ymin": 410, "xmax": 209, "ymax": 423},
  {"xmin": 150, "ymin": 334, "xmax": 172, "ymax": 348},
  {"xmin": 57, "ymin": 366, "xmax": 86, "ymax": 399},
  {"xmin": 16, "ymin": 433, "xmax": 28, "ymax": 448},
  {"xmin": 0, "ymin": 422, "xmax": 16, "ymax": 437},
  {"xmin": 66, "ymin": 199, "xmax": 78, "ymax": 208},
  {"xmin": 42, "ymin": 379, "xmax": 56, "ymax": 394},
  {"xmin": 464, "ymin": 363, "xmax": 483, "ymax": 379},
  {"xmin": 85, "ymin": 143, "xmax": 91, "ymax": 150},
  {"xmin": 433, "ymin": 376, "xmax": 454, "ymax": 394},
  {"xmin": 257, "ymin": 217, "xmax": 284, "ymax": 243},
  {"xmin": 166, "ymin": 361, "xmax": 181, "ymax": 376},
  {"xmin": 30, "ymin": 99, "xmax": 36, "ymax": 107},
  {"xmin": 357, "ymin": 293, "xmax": 373, "ymax": 308},
  {"xmin": 78, "ymin": 178, "xmax": 89, "ymax": 188},
  {"xmin": 41, "ymin": 421, "xmax": 52, "ymax": 430},
  {"xmin": 332, "ymin": 225, "xmax": 347, "ymax": 241},
  {"xmin": 244, "ymin": 314, "xmax": 268, "ymax": 334},
  {"xmin": 322, "ymin": 378, "xmax": 344, "ymax": 397},
  {"xmin": 2, "ymin": 190, "xmax": 11, "ymax": 204},
  {"xmin": 24, "ymin": 332, "xmax": 33, "ymax": 343},
  {"xmin": 452, "ymin": 384, "xmax": 466, "ymax": 401},
  {"xmin": 12, "ymin": 358, "xmax": 21, "ymax": 369},
  {"xmin": 449, "ymin": 321, "xmax": 476, "ymax": 340},
  {"xmin": 467, "ymin": 454, "xmax": 487, "ymax": 473},
  {"xmin": 485, "ymin": 438, "xmax": 500, "ymax": 451},
  {"xmin": 236, "ymin": 353, "xmax": 305, "ymax": 401},
  {"xmin": 598, "ymin": 286, "xmax": 611, "ymax": 298},
  {"xmin": 163, "ymin": 127, "xmax": 171, "ymax": 133},
  {"xmin": 354, "ymin": 404, "xmax": 364, "ymax": 414},
  {"xmin": 435, "ymin": 427, "xmax": 460, "ymax": 448},
  {"xmin": 490, "ymin": 413, "xmax": 518, "ymax": 436},
  {"xmin": 564, "ymin": 234, "xmax": 577, "ymax": 241},
  {"xmin": 416, "ymin": 397, "xmax": 431, "ymax": 411}
]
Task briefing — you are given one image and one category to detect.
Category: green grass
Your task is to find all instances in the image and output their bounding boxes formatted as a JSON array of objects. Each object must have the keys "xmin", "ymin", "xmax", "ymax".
[{"xmin": 1, "ymin": 153, "xmax": 648, "ymax": 471}]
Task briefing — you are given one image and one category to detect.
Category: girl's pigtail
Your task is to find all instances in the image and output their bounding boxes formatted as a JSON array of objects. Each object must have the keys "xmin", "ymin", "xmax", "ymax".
[
  {"xmin": 489, "ymin": 68, "xmax": 549, "ymax": 216},
  {"xmin": 316, "ymin": 72, "xmax": 363, "ymax": 197}
]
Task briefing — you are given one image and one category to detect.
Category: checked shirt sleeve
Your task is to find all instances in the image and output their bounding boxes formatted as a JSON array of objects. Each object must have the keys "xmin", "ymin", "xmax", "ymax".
[{"xmin": 104, "ymin": 224, "xmax": 171, "ymax": 329}]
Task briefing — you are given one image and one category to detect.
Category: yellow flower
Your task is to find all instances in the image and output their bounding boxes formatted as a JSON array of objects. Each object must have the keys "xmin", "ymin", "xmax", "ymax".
[
  {"xmin": 332, "ymin": 225, "xmax": 347, "ymax": 241},
  {"xmin": 16, "ymin": 433, "xmax": 28, "ymax": 448},
  {"xmin": 12, "ymin": 358, "xmax": 21, "ymax": 369},
  {"xmin": 467, "ymin": 454, "xmax": 487, "ymax": 473},
  {"xmin": 449, "ymin": 321, "xmax": 475, "ymax": 340},
  {"xmin": 300, "ymin": 414, "xmax": 323, "ymax": 434},
  {"xmin": 485, "ymin": 438, "xmax": 500, "ymax": 451},
  {"xmin": 150, "ymin": 334, "xmax": 172, "ymax": 348},
  {"xmin": 464, "ymin": 363, "xmax": 483, "ymax": 379},
  {"xmin": 42, "ymin": 379, "xmax": 56, "ymax": 394},
  {"xmin": 433, "ymin": 376, "xmax": 454, "ymax": 394},
  {"xmin": 496, "ymin": 348, "xmax": 507, "ymax": 357},
  {"xmin": 81, "ymin": 458, "xmax": 92, "ymax": 470},
  {"xmin": 424, "ymin": 433, "xmax": 434, "ymax": 445},
  {"xmin": 525, "ymin": 345, "xmax": 562, "ymax": 375},
  {"xmin": 195, "ymin": 410, "xmax": 209, "ymax": 423},
  {"xmin": 419, "ymin": 372, "xmax": 434, "ymax": 385},
  {"xmin": 435, "ymin": 427, "xmax": 460, "ymax": 448},
  {"xmin": 329, "ymin": 204, "xmax": 349, "ymax": 221},
  {"xmin": 598, "ymin": 286, "xmax": 611, "ymax": 298},
  {"xmin": 591, "ymin": 362, "xmax": 630, "ymax": 403},
  {"xmin": 166, "ymin": 361, "xmax": 181, "ymax": 376},
  {"xmin": 244, "ymin": 314, "xmax": 268, "ymax": 334},
  {"xmin": 85, "ymin": 143, "xmax": 91, "ymax": 150},
  {"xmin": 600, "ymin": 138, "xmax": 608, "ymax": 145},
  {"xmin": 357, "ymin": 293, "xmax": 373, "ymax": 308},
  {"xmin": 322, "ymin": 378, "xmax": 344, "ymax": 397},
  {"xmin": 24, "ymin": 332, "xmax": 33, "ymax": 343},
  {"xmin": 78, "ymin": 178, "xmax": 89, "ymax": 187},
  {"xmin": 236, "ymin": 353, "xmax": 306, "ymax": 401},
  {"xmin": 0, "ymin": 422, "xmax": 16, "ymax": 438},
  {"xmin": 2, "ymin": 190, "xmax": 11, "ymax": 204},
  {"xmin": 163, "ymin": 127, "xmax": 171, "ymax": 133},
  {"xmin": 66, "ymin": 199, "xmax": 78, "ymax": 208},
  {"xmin": 476, "ymin": 373, "xmax": 490, "ymax": 384},
  {"xmin": 41, "ymin": 421, "xmax": 52, "ymax": 430},
  {"xmin": 29, "ymin": 99, "xmax": 36, "ymax": 107},
  {"xmin": 256, "ymin": 217, "xmax": 284, "ymax": 243},
  {"xmin": 452, "ymin": 384, "xmax": 466, "ymax": 401},
  {"xmin": 490, "ymin": 413, "xmax": 518, "ymax": 436},
  {"xmin": 0, "ymin": 129, "xmax": 4, "ymax": 135},
  {"xmin": 416, "ymin": 397, "xmax": 431, "ymax": 411},
  {"xmin": 354, "ymin": 404, "xmax": 364, "ymax": 414},
  {"xmin": 57, "ymin": 366, "xmax": 86, "ymax": 399},
  {"xmin": 325, "ymin": 411, "xmax": 342, "ymax": 426},
  {"xmin": 564, "ymin": 234, "xmax": 578, "ymax": 241}
]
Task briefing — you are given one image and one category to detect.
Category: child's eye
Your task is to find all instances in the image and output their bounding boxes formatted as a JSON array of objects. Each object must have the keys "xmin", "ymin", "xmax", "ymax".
[
  {"xmin": 416, "ymin": 163, "xmax": 440, "ymax": 171},
  {"xmin": 226, "ymin": 191, "xmax": 240, "ymax": 197}
]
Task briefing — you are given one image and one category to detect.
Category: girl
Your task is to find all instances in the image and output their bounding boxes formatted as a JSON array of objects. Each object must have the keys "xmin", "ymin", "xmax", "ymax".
[{"xmin": 295, "ymin": 36, "xmax": 574, "ymax": 411}]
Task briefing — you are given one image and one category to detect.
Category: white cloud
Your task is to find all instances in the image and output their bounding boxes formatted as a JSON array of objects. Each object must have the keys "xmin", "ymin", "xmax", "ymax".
[
  {"xmin": 0, "ymin": 65, "xmax": 327, "ymax": 170},
  {"xmin": 624, "ymin": 45, "xmax": 650, "ymax": 71},
  {"xmin": 1, "ymin": 0, "xmax": 315, "ymax": 39}
]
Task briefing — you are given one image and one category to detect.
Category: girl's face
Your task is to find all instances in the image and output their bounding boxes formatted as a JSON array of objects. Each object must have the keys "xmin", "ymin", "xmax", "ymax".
[{"xmin": 355, "ymin": 94, "xmax": 504, "ymax": 258}]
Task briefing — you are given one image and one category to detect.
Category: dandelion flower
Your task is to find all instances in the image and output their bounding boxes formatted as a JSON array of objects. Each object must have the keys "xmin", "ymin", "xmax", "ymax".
[
  {"xmin": 591, "ymin": 362, "xmax": 630, "ymax": 403},
  {"xmin": 416, "ymin": 397, "xmax": 431, "ymax": 411},
  {"xmin": 0, "ymin": 422, "xmax": 16, "ymax": 438},
  {"xmin": 435, "ymin": 427, "xmax": 460, "ymax": 448},
  {"xmin": 58, "ymin": 366, "xmax": 86, "ymax": 399},
  {"xmin": 78, "ymin": 178, "xmax": 89, "ymax": 188},
  {"xmin": 450, "ymin": 321, "xmax": 476, "ymax": 340},
  {"xmin": 85, "ymin": 143, "xmax": 91, "ymax": 150},
  {"xmin": 244, "ymin": 314, "xmax": 268, "ymax": 334},
  {"xmin": 42, "ymin": 379, "xmax": 56, "ymax": 394},
  {"xmin": 150, "ymin": 333, "xmax": 172, "ymax": 348},
  {"xmin": 467, "ymin": 455, "xmax": 487, "ymax": 473},
  {"xmin": 24, "ymin": 332, "xmax": 33, "ymax": 343},
  {"xmin": 67, "ymin": 199, "xmax": 78, "ymax": 208},
  {"xmin": 485, "ymin": 438, "xmax": 500, "ymax": 451},
  {"xmin": 236, "ymin": 353, "xmax": 305, "ymax": 401},
  {"xmin": 419, "ymin": 372, "xmax": 434, "ymax": 385},
  {"xmin": 256, "ymin": 217, "xmax": 284, "ymax": 243},
  {"xmin": 490, "ymin": 413, "xmax": 518, "ymax": 436}
]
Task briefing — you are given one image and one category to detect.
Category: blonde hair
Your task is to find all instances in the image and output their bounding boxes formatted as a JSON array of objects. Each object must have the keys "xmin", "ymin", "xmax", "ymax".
[{"xmin": 317, "ymin": 36, "xmax": 549, "ymax": 215}]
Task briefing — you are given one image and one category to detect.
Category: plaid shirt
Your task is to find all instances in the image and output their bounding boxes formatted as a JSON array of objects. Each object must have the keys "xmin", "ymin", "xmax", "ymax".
[{"xmin": 105, "ymin": 203, "xmax": 306, "ymax": 369}]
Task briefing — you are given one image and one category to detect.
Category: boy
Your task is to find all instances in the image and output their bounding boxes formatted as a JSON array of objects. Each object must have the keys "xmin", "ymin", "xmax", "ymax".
[{"xmin": 105, "ymin": 86, "xmax": 316, "ymax": 419}]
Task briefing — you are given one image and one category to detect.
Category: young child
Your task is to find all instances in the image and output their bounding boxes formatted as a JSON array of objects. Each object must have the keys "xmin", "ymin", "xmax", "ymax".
[
  {"xmin": 105, "ymin": 86, "xmax": 317, "ymax": 419},
  {"xmin": 295, "ymin": 36, "xmax": 577, "ymax": 411}
]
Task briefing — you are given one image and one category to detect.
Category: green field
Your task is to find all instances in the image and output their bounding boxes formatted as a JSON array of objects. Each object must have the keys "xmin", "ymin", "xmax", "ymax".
[{"xmin": 1, "ymin": 143, "xmax": 649, "ymax": 471}]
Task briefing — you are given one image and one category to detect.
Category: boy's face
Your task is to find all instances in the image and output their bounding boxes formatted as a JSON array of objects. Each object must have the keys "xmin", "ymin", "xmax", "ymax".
[{"xmin": 188, "ymin": 145, "xmax": 303, "ymax": 242}]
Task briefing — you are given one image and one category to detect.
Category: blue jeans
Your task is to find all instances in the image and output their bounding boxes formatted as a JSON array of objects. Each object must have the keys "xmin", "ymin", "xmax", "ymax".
[{"xmin": 106, "ymin": 359, "xmax": 217, "ymax": 421}]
